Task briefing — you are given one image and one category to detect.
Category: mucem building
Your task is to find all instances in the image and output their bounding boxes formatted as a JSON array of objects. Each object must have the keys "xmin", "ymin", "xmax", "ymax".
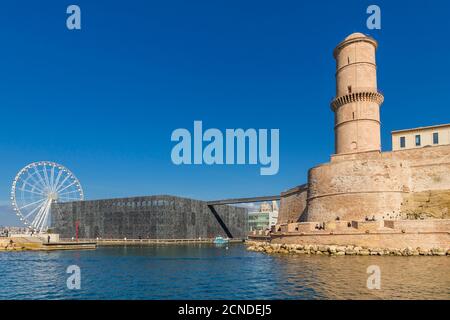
[{"xmin": 52, "ymin": 195, "xmax": 248, "ymax": 240}]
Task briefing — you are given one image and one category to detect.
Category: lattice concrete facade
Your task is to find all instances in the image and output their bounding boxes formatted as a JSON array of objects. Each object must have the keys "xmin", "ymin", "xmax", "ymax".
[{"xmin": 52, "ymin": 195, "xmax": 248, "ymax": 240}]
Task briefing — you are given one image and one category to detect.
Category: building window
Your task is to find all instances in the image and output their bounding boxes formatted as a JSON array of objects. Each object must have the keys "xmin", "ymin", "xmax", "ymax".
[
  {"xmin": 400, "ymin": 136, "xmax": 406, "ymax": 148},
  {"xmin": 433, "ymin": 132, "xmax": 439, "ymax": 144},
  {"xmin": 415, "ymin": 135, "xmax": 421, "ymax": 146}
]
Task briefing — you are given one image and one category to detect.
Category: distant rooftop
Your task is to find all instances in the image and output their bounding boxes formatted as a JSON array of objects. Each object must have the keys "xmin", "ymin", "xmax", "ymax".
[{"xmin": 392, "ymin": 123, "xmax": 450, "ymax": 134}]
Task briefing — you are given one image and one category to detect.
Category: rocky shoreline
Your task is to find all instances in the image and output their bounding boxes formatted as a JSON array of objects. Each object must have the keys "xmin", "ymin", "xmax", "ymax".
[{"xmin": 246, "ymin": 241, "xmax": 450, "ymax": 256}]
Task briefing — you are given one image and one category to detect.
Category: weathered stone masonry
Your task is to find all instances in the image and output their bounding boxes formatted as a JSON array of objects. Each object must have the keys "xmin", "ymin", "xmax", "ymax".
[
  {"xmin": 265, "ymin": 33, "xmax": 450, "ymax": 252},
  {"xmin": 275, "ymin": 33, "xmax": 450, "ymax": 225}
]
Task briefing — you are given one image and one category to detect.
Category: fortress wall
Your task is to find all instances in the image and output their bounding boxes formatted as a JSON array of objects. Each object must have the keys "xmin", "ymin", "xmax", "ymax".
[
  {"xmin": 388, "ymin": 146, "xmax": 450, "ymax": 218},
  {"xmin": 305, "ymin": 158, "xmax": 409, "ymax": 221},
  {"xmin": 410, "ymin": 164, "xmax": 450, "ymax": 192},
  {"xmin": 382, "ymin": 144, "xmax": 450, "ymax": 163},
  {"xmin": 271, "ymin": 232, "xmax": 450, "ymax": 250},
  {"xmin": 302, "ymin": 145, "xmax": 450, "ymax": 222},
  {"xmin": 309, "ymin": 158, "xmax": 410, "ymax": 194},
  {"xmin": 383, "ymin": 145, "xmax": 450, "ymax": 192},
  {"xmin": 384, "ymin": 219, "xmax": 450, "ymax": 232},
  {"xmin": 51, "ymin": 195, "xmax": 248, "ymax": 240},
  {"xmin": 277, "ymin": 185, "xmax": 308, "ymax": 224},
  {"xmin": 400, "ymin": 190, "xmax": 450, "ymax": 219},
  {"xmin": 272, "ymin": 32, "xmax": 449, "ymax": 234},
  {"xmin": 329, "ymin": 146, "xmax": 450, "ymax": 193},
  {"xmin": 306, "ymin": 192, "xmax": 404, "ymax": 222}
]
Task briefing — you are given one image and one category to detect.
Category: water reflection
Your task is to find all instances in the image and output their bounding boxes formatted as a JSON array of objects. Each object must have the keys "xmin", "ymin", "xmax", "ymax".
[
  {"xmin": 269, "ymin": 254, "xmax": 450, "ymax": 300},
  {"xmin": 0, "ymin": 245, "xmax": 448, "ymax": 300}
]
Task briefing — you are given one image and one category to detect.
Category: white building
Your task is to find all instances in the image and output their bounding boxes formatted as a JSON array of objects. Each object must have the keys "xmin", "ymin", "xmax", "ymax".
[
  {"xmin": 248, "ymin": 201, "xmax": 279, "ymax": 231},
  {"xmin": 392, "ymin": 123, "xmax": 450, "ymax": 151}
]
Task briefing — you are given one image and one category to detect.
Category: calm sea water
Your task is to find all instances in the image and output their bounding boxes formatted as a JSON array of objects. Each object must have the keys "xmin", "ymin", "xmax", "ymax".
[{"xmin": 0, "ymin": 245, "xmax": 448, "ymax": 300}]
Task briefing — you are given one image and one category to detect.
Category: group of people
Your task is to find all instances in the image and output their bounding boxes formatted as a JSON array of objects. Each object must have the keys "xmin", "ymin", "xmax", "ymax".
[
  {"xmin": 2, "ymin": 239, "xmax": 15, "ymax": 250},
  {"xmin": 314, "ymin": 223, "xmax": 325, "ymax": 230},
  {"xmin": 0, "ymin": 229, "xmax": 9, "ymax": 237}
]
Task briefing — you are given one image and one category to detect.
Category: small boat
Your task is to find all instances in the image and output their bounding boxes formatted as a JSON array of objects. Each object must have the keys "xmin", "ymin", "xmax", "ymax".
[{"xmin": 213, "ymin": 236, "xmax": 229, "ymax": 245}]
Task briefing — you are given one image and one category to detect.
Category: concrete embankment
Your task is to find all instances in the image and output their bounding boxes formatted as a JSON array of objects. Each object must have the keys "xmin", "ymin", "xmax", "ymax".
[
  {"xmin": 72, "ymin": 238, "xmax": 245, "ymax": 246},
  {"xmin": 246, "ymin": 241, "xmax": 450, "ymax": 256},
  {"xmin": 0, "ymin": 237, "xmax": 96, "ymax": 252},
  {"xmin": 0, "ymin": 237, "xmax": 41, "ymax": 251}
]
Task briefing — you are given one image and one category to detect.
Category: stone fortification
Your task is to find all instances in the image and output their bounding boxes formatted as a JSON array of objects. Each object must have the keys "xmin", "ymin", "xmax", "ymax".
[{"xmin": 267, "ymin": 33, "xmax": 450, "ymax": 253}]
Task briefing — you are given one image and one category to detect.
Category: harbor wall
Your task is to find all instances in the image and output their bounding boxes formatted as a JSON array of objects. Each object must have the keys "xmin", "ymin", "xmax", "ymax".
[
  {"xmin": 270, "ymin": 232, "xmax": 449, "ymax": 250},
  {"xmin": 269, "ymin": 219, "xmax": 450, "ymax": 250}
]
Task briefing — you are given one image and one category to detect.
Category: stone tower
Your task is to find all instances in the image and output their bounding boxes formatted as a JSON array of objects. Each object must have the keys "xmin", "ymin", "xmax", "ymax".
[{"xmin": 331, "ymin": 33, "xmax": 384, "ymax": 154}]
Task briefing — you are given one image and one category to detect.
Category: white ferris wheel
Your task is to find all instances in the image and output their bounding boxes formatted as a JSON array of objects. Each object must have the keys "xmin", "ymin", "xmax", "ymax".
[{"xmin": 11, "ymin": 161, "xmax": 84, "ymax": 233}]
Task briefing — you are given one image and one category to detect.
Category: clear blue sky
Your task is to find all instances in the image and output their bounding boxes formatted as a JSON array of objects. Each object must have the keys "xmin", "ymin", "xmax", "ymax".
[{"xmin": 0, "ymin": 0, "xmax": 449, "ymax": 225}]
